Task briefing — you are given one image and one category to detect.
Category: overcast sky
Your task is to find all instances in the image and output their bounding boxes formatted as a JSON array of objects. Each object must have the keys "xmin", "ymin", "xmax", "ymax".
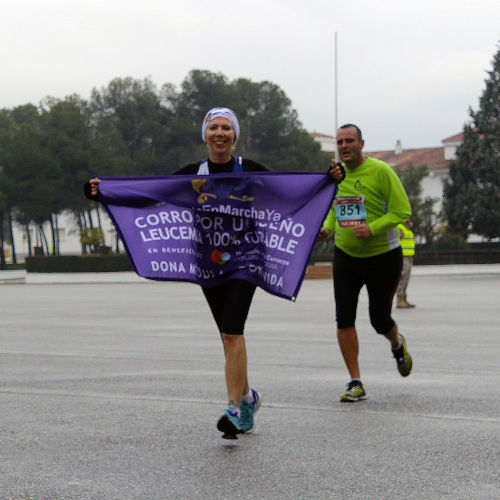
[{"xmin": 1, "ymin": 0, "xmax": 498, "ymax": 151}]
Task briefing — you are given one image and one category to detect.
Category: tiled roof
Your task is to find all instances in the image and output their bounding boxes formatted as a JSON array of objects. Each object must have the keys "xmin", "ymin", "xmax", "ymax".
[
  {"xmin": 311, "ymin": 130, "xmax": 463, "ymax": 172},
  {"xmin": 366, "ymin": 146, "xmax": 449, "ymax": 172},
  {"xmin": 442, "ymin": 132, "xmax": 464, "ymax": 143}
]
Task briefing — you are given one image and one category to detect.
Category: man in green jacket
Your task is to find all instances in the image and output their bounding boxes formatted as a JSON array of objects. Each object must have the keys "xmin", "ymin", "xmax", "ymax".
[
  {"xmin": 318, "ymin": 124, "xmax": 413, "ymax": 402},
  {"xmin": 397, "ymin": 222, "xmax": 416, "ymax": 308}
]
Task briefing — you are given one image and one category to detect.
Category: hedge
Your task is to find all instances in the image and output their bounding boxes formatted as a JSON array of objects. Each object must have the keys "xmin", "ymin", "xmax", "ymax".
[
  {"xmin": 25, "ymin": 255, "xmax": 133, "ymax": 273},
  {"xmin": 24, "ymin": 248, "xmax": 500, "ymax": 273}
]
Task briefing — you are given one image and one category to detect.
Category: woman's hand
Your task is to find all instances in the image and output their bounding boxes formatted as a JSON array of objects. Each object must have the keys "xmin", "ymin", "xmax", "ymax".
[
  {"xmin": 89, "ymin": 177, "xmax": 101, "ymax": 196},
  {"xmin": 329, "ymin": 159, "xmax": 345, "ymax": 183}
]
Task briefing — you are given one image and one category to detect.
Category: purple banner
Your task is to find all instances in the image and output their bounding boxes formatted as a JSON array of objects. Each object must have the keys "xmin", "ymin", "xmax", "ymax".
[{"xmin": 98, "ymin": 171, "xmax": 337, "ymax": 301}]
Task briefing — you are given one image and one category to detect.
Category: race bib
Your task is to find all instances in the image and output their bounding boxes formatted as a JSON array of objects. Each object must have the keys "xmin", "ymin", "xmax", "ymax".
[{"xmin": 335, "ymin": 196, "xmax": 367, "ymax": 227}]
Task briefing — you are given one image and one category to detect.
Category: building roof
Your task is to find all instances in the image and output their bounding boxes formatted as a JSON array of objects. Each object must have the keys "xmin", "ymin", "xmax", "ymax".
[
  {"xmin": 366, "ymin": 146, "xmax": 449, "ymax": 172},
  {"xmin": 442, "ymin": 132, "xmax": 464, "ymax": 143},
  {"xmin": 310, "ymin": 131, "xmax": 463, "ymax": 172},
  {"xmin": 310, "ymin": 132, "xmax": 335, "ymax": 138}
]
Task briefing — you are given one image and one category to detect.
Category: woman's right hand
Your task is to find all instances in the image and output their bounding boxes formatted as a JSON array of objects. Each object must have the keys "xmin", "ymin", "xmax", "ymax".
[{"xmin": 89, "ymin": 177, "xmax": 101, "ymax": 196}]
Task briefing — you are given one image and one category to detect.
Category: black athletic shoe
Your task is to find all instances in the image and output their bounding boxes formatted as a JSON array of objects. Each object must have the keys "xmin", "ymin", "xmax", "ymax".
[
  {"xmin": 394, "ymin": 334, "xmax": 413, "ymax": 377},
  {"xmin": 340, "ymin": 380, "xmax": 367, "ymax": 402}
]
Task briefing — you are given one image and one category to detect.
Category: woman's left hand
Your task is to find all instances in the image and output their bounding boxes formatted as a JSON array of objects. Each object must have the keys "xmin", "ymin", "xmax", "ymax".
[{"xmin": 329, "ymin": 160, "xmax": 345, "ymax": 183}]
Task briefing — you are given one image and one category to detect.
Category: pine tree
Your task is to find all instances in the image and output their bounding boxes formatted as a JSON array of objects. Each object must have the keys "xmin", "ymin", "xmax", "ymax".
[{"xmin": 443, "ymin": 44, "xmax": 500, "ymax": 240}]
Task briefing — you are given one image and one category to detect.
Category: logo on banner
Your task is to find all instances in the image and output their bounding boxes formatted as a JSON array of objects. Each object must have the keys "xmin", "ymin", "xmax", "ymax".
[
  {"xmin": 191, "ymin": 179, "xmax": 255, "ymax": 204},
  {"xmin": 211, "ymin": 249, "xmax": 231, "ymax": 265}
]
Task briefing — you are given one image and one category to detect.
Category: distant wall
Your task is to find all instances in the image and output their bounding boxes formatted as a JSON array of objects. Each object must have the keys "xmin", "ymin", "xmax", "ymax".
[{"xmin": 414, "ymin": 249, "xmax": 500, "ymax": 265}]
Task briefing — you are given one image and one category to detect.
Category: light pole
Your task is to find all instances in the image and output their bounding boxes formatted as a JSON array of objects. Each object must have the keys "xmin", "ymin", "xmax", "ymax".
[{"xmin": 334, "ymin": 31, "xmax": 339, "ymax": 161}]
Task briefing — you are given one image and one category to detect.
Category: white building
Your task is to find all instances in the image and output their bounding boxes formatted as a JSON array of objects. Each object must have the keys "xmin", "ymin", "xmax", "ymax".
[{"xmin": 310, "ymin": 132, "xmax": 337, "ymax": 155}]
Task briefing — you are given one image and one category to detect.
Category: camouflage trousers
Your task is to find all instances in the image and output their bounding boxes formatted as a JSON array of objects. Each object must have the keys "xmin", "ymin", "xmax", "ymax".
[{"xmin": 397, "ymin": 256, "xmax": 413, "ymax": 297}]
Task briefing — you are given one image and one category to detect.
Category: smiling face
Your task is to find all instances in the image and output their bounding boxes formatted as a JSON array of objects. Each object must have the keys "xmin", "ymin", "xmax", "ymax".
[
  {"xmin": 336, "ymin": 126, "xmax": 365, "ymax": 169},
  {"xmin": 205, "ymin": 117, "xmax": 236, "ymax": 163}
]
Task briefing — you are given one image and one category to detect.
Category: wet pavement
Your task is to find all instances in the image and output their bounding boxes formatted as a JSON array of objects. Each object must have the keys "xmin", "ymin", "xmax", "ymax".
[{"xmin": 0, "ymin": 268, "xmax": 499, "ymax": 499}]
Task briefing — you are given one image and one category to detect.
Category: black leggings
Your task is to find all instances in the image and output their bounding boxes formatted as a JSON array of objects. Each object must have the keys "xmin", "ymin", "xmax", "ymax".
[
  {"xmin": 333, "ymin": 246, "xmax": 402, "ymax": 334},
  {"xmin": 202, "ymin": 279, "xmax": 257, "ymax": 335}
]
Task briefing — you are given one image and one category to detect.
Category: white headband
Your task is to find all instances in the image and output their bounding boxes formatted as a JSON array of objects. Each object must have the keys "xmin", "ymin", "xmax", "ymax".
[{"xmin": 201, "ymin": 107, "xmax": 240, "ymax": 142}]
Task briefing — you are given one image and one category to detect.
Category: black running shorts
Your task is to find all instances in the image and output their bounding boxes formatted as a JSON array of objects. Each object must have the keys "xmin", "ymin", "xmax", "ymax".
[
  {"xmin": 202, "ymin": 279, "xmax": 257, "ymax": 335},
  {"xmin": 333, "ymin": 246, "xmax": 402, "ymax": 334}
]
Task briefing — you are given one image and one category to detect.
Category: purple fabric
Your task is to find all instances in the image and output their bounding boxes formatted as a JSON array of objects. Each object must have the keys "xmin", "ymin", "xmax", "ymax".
[{"xmin": 98, "ymin": 171, "xmax": 337, "ymax": 301}]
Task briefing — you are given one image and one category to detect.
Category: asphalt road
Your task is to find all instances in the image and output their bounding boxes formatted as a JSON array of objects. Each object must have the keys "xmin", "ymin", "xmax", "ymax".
[{"xmin": 1, "ymin": 270, "xmax": 499, "ymax": 499}]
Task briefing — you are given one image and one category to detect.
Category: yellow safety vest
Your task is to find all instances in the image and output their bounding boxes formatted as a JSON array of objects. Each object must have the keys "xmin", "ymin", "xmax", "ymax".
[{"xmin": 397, "ymin": 224, "xmax": 415, "ymax": 257}]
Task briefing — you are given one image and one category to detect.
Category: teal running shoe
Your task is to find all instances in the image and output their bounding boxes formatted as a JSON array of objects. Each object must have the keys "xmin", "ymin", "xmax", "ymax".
[
  {"xmin": 240, "ymin": 389, "xmax": 262, "ymax": 433},
  {"xmin": 217, "ymin": 404, "xmax": 241, "ymax": 439}
]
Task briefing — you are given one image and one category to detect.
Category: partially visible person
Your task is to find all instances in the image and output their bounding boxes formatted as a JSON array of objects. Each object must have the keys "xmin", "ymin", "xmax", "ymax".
[
  {"xmin": 396, "ymin": 221, "xmax": 416, "ymax": 308},
  {"xmin": 318, "ymin": 123, "xmax": 413, "ymax": 403}
]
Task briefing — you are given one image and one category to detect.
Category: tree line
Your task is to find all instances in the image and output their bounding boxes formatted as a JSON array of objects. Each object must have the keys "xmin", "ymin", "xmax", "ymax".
[
  {"xmin": 1, "ymin": 45, "xmax": 498, "ymax": 266},
  {"xmin": 0, "ymin": 70, "xmax": 328, "ymax": 264}
]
